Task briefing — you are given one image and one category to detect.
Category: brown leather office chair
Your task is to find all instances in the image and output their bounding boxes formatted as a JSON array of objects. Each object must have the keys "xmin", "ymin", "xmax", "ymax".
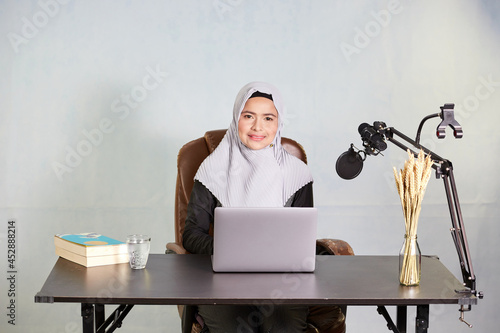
[{"xmin": 166, "ymin": 130, "xmax": 354, "ymax": 333}]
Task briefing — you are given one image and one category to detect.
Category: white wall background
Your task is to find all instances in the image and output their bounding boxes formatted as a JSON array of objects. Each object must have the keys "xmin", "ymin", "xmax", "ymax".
[{"xmin": 1, "ymin": 0, "xmax": 499, "ymax": 332}]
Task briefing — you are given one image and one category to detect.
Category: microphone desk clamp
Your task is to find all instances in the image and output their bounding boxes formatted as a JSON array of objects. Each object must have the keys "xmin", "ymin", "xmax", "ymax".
[{"xmin": 345, "ymin": 104, "xmax": 483, "ymax": 330}]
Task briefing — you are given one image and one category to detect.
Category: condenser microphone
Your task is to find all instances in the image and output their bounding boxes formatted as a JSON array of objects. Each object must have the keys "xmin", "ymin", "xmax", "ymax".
[
  {"xmin": 335, "ymin": 144, "xmax": 365, "ymax": 180},
  {"xmin": 358, "ymin": 122, "xmax": 387, "ymax": 153}
]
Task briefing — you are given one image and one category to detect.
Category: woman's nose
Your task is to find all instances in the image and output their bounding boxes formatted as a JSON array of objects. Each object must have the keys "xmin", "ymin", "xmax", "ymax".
[{"xmin": 251, "ymin": 119, "xmax": 262, "ymax": 131}]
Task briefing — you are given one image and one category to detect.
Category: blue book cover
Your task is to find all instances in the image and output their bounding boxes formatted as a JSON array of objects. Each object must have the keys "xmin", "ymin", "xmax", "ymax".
[
  {"xmin": 58, "ymin": 233, "xmax": 125, "ymax": 246},
  {"xmin": 54, "ymin": 233, "xmax": 127, "ymax": 257}
]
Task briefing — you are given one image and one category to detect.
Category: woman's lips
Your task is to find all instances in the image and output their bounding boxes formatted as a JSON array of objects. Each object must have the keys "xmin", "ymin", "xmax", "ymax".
[{"xmin": 249, "ymin": 135, "xmax": 265, "ymax": 141}]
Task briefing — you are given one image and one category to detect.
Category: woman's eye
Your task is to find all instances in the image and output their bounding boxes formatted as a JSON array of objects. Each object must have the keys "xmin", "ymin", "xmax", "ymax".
[{"xmin": 265, "ymin": 117, "xmax": 274, "ymax": 121}]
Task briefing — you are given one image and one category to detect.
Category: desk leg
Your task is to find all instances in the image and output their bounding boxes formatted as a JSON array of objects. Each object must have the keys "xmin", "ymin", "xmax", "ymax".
[
  {"xmin": 82, "ymin": 303, "xmax": 95, "ymax": 333},
  {"xmin": 397, "ymin": 306, "xmax": 407, "ymax": 333},
  {"xmin": 376, "ymin": 306, "xmax": 400, "ymax": 333},
  {"xmin": 95, "ymin": 304, "xmax": 105, "ymax": 329},
  {"xmin": 416, "ymin": 305, "xmax": 429, "ymax": 333}
]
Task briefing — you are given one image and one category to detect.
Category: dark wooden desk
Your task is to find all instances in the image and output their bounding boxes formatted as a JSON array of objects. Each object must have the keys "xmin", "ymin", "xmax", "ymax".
[{"xmin": 35, "ymin": 254, "xmax": 475, "ymax": 333}]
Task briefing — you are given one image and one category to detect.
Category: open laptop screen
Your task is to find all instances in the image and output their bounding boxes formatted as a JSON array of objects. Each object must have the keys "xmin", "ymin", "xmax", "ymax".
[{"xmin": 212, "ymin": 207, "xmax": 317, "ymax": 272}]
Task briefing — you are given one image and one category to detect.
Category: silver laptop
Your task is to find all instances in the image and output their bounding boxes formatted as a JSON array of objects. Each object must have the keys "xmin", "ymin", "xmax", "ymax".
[{"xmin": 212, "ymin": 207, "xmax": 317, "ymax": 272}]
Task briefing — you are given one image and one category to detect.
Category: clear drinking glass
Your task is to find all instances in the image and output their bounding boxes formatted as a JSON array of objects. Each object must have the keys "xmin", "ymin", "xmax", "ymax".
[{"xmin": 126, "ymin": 234, "xmax": 151, "ymax": 269}]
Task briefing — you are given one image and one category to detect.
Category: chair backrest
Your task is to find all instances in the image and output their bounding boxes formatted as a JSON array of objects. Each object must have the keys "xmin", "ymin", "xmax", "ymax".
[{"xmin": 173, "ymin": 129, "xmax": 308, "ymax": 247}]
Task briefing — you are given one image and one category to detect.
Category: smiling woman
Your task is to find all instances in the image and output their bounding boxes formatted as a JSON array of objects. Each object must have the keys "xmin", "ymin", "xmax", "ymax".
[{"xmin": 189, "ymin": 81, "xmax": 313, "ymax": 209}]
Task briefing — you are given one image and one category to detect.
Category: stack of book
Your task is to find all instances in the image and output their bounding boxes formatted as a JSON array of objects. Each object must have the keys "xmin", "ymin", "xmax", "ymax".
[{"xmin": 54, "ymin": 233, "xmax": 129, "ymax": 267}]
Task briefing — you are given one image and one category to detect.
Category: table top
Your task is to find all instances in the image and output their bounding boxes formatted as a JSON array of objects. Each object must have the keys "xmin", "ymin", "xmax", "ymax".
[{"xmin": 35, "ymin": 254, "xmax": 471, "ymax": 306}]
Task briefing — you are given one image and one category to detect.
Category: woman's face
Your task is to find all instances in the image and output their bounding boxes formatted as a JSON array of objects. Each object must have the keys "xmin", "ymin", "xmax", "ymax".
[{"xmin": 238, "ymin": 97, "xmax": 279, "ymax": 150}]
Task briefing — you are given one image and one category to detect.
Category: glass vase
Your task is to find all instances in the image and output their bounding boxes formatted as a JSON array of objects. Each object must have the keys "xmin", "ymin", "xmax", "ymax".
[{"xmin": 399, "ymin": 235, "xmax": 421, "ymax": 286}]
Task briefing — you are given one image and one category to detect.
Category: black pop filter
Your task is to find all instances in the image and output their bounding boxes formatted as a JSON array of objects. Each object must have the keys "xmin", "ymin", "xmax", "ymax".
[{"xmin": 336, "ymin": 145, "xmax": 364, "ymax": 180}]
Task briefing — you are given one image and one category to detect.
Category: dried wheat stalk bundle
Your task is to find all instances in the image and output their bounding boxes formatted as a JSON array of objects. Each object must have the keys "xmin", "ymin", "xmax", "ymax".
[{"xmin": 393, "ymin": 149, "xmax": 433, "ymax": 285}]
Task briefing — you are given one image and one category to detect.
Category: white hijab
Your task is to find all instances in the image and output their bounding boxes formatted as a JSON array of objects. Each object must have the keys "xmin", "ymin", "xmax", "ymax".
[{"xmin": 194, "ymin": 82, "xmax": 313, "ymax": 207}]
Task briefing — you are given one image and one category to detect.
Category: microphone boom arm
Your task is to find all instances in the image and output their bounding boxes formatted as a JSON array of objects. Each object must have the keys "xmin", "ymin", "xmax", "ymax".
[{"xmin": 379, "ymin": 125, "xmax": 479, "ymax": 302}]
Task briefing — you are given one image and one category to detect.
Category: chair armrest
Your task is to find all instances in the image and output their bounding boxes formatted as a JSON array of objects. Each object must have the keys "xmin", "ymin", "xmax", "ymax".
[
  {"xmin": 166, "ymin": 242, "xmax": 189, "ymax": 254},
  {"xmin": 316, "ymin": 239, "xmax": 354, "ymax": 256}
]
